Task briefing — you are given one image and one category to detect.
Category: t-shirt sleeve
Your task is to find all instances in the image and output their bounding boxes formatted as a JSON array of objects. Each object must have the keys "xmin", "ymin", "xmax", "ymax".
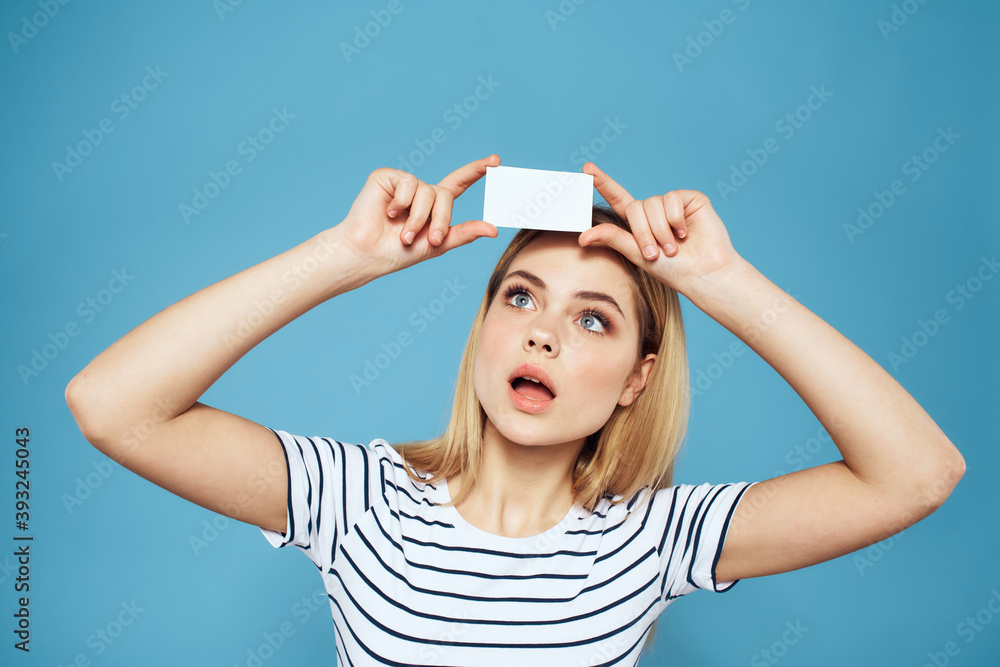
[
  {"xmin": 653, "ymin": 480, "xmax": 757, "ymax": 602},
  {"xmin": 258, "ymin": 428, "xmax": 377, "ymax": 571}
]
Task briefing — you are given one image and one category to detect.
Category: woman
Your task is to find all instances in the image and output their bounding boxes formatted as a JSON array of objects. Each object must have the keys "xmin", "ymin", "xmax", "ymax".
[{"xmin": 65, "ymin": 154, "xmax": 965, "ymax": 666}]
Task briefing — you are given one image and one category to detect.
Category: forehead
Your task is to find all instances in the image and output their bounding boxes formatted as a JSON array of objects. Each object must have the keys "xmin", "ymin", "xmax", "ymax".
[{"xmin": 504, "ymin": 234, "xmax": 635, "ymax": 306}]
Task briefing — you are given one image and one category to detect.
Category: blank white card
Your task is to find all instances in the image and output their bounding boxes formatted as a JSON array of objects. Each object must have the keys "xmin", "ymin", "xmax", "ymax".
[{"xmin": 482, "ymin": 165, "xmax": 594, "ymax": 232}]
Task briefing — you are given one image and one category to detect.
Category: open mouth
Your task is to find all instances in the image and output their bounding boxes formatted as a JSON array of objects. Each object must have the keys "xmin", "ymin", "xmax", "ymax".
[
  {"xmin": 507, "ymin": 363, "xmax": 558, "ymax": 408},
  {"xmin": 510, "ymin": 376, "xmax": 556, "ymax": 402}
]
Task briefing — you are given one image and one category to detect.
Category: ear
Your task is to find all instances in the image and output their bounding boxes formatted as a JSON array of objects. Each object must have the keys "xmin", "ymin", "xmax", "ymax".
[{"xmin": 618, "ymin": 353, "xmax": 656, "ymax": 407}]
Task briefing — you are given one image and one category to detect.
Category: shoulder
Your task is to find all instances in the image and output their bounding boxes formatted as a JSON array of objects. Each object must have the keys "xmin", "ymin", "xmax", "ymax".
[
  {"xmin": 581, "ymin": 481, "xmax": 751, "ymax": 525},
  {"xmin": 369, "ymin": 439, "xmax": 440, "ymax": 491}
]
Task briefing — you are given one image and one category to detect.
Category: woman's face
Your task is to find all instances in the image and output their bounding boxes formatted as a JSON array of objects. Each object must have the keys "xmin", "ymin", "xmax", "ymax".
[{"xmin": 474, "ymin": 233, "xmax": 655, "ymax": 448}]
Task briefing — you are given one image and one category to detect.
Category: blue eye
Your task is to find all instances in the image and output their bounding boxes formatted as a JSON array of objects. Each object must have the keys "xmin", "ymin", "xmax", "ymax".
[
  {"xmin": 500, "ymin": 282, "xmax": 613, "ymax": 336},
  {"xmin": 577, "ymin": 312, "xmax": 607, "ymax": 334}
]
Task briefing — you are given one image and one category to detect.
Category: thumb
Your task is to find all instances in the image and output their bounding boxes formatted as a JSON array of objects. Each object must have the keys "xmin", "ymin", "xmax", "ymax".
[
  {"xmin": 579, "ymin": 223, "xmax": 645, "ymax": 266},
  {"xmin": 436, "ymin": 220, "xmax": 498, "ymax": 254}
]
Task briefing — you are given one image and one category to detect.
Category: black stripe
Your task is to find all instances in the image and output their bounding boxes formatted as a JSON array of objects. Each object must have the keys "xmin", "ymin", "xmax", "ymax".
[
  {"xmin": 710, "ymin": 482, "xmax": 753, "ymax": 591},
  {"xmin": 656, "ymin": 487, "xmax": 680, "ymax": 557},
  {"xmin": 594, "ymin": 495, "xmax": 655, "ymax": 564},
  {"xmin": 361, "ymin": 442, "xmax": 370, "ymax": 513},
  {"xmin": 327, "ymin": 442, "xmax": 339, "ymax": 564},
  {"xmin": 385, "ymin": 455, "xmax": 439, "ymax": 491},
  {"xmin": 327, "ymin": 594, "xmax": 427, "ymax": 667},
  {"xmin": 338, "ymin": 547, "xmax": 659, "ymax": 628},
  {"xmin": 684, "ymin": 485, "xmax": 730, "ymax": 590},
  {"xmin": 383, "ymin": 479, "xmax": 444, "ymax": 509},
  {"xmin": 334, "ymin": 554, "xmax": 663, "ymax": 650},
  {"xmin": 358, "ymin": 515, "xmax": 655, "ymax": 602},
  {"xmin": 401, "ymin": 533, "xmax": 598, "ymax": 559},
  {"xmin": 303, "ymin": 437, "xmax": 326, "ymax": 559},
  {"xmin": 336, "ymin": 440, "xmax": 350, "ymax": 537},
  {"xmin": 266, "ymin": 428, "xmax": 295, "ymax": 546},
  {"xmin": 590, "ymin": 618, "xmax": 655, "ymax": 667},
  {"xmin": 366, "ymin": 515, "xmax": 587, "ymax": 581},
  {"xmin": 392, "ymin": 508, "xmax": 455, "ymax": 529}
]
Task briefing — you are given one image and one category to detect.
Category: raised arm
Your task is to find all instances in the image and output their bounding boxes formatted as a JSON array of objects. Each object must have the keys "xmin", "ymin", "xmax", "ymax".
[
  {"xmin": 65, "ymin": 157, "xmax": 500, "ymax": 534},
  {"xmin": 685, "ymin": 260, "xmax": 964, "ymax": 581},
  {"xmin": 578, "ymin": 162, "xmax": 965, "ymax": 581}
]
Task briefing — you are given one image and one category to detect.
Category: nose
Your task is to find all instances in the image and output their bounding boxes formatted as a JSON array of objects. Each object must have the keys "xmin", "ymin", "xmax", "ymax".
[{"xmin": 524, "ymin": 318, "xmax": 560, "ymax": 355}]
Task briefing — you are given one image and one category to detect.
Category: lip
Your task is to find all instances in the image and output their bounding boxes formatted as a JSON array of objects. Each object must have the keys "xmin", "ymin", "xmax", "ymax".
[
  {"xmin": 507, "ymin": 382, "xmax": 556, "ymax": 414},
  {"xmin": 507, "ymin": 362, "xmax": 557, "ymax": 414}
]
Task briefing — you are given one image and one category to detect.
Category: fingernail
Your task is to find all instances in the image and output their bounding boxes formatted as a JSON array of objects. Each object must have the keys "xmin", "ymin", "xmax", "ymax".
[
  {"xmin": 644, "ymin": 245, "xmax": 657, "ymax": 259},
  {"xmin": 664, "ymin": 243, "xmax": 675, "ymax": 254},
  {"xmin": 388, "ymin": 209, "xmax": 396, "ymax": 218},
  {"xmin": 431, "ymin": 231, "xmax": 442, "ymax": 245},
  {"xmin": 404, "ymin": 231, "xmax": 415, "ymax": 244},
  {"xmin": 676, "ymin": 229, "xmax": 685, "ymax": 239}
]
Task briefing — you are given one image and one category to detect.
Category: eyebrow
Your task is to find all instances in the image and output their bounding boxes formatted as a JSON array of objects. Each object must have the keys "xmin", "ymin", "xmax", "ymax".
[{"xmin": 502, "ymin": 269, "xmax": 626, "ymax": 320}]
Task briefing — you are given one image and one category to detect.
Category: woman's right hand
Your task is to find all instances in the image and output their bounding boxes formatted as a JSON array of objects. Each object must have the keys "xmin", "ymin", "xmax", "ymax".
[{"xmin": 336, "ymin": 154, "xmax": 501, "ymax": 277}]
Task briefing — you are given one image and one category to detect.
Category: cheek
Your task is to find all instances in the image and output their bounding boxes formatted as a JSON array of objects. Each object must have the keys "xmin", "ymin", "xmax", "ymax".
[
  {"xmin": 474, "ymin": 313, "xmax": 510, "ymax": 391},
  {"xmin": 572, "ymin": 351, "xmax": 634, "ymax": 406}
]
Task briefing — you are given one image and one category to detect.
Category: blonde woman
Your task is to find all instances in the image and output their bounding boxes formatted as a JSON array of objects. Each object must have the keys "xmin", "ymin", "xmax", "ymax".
[{"xmin": 65, "ymin": 154, "xmax": 964, "ymax": 665}]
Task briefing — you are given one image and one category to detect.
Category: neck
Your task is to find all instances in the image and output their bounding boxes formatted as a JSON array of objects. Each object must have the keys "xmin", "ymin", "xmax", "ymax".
[{"xmin": 448, "ymin": 421, "xmax": 586, "ymax": 538}]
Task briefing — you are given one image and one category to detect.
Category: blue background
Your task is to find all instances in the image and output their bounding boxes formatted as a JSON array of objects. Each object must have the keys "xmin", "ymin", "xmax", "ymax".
[{"xmin": 2, "ymin": 1, "xmax": 998, "ymax": 665}]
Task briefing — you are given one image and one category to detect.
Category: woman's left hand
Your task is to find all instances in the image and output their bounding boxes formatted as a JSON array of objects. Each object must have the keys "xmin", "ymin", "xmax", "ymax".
[{"xmin": 579, "ymin": 162, "xmax": 747, "ymax": 297}]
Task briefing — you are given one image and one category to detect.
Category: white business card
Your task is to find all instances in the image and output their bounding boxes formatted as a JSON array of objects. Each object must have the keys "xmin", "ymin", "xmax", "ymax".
[{"xmin": 483, "ymin": 165, "xmax": 594, "ymax": 232}]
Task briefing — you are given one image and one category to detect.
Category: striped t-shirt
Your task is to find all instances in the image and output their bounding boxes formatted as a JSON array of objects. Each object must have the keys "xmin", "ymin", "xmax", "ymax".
[{"xmin": 259, "ymin": 428, "xmax": 756, "ymax": 666}]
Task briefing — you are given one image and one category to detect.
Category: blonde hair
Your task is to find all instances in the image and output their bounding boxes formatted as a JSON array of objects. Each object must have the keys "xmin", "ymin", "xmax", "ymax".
[{"xmin": 392, "ymin": 204, "xmax": 691, "ymax": 512}]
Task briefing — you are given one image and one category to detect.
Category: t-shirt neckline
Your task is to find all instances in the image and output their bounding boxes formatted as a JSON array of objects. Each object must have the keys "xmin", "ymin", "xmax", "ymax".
[{"xmin": 437, "ymin": 477, "xmax": 583, "ymax": 548}]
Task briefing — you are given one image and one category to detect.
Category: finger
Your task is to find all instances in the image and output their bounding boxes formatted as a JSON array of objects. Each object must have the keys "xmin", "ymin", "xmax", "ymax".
[
  {"xmin": 401, "ymin": 183, "xmax": 437, "ymax": 245},
  {"xmin": 426, "ymin": 187, "xmax": 455, "ymax": 246},
  {"xmin": 662, "ymin": 191, "xmax": 688, "ymax": 241},
  {"xmin": 644, "ymin": 197, "xmax": 677, "ymax": 257},
  {"xmin": 582, "ymin": 162, "xmax": 635, "ymax": 220},
  {"xmin": 435, "ymin": 219, "xmax": 499, "ymax": 254},
  {"xmin": 579, "ymin": 222, "xmax": 645, "ymax": 267},
  {"xmin": 625, "ymin": 199, "xmax": 662, "ymax": 261},
  {"xmin": 437, "ymin": 154, "xmax": 501, "ymax": 199},
  {"xmin": 386, "ymin": 173, "xmax": 418, "ymax": 219}
]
